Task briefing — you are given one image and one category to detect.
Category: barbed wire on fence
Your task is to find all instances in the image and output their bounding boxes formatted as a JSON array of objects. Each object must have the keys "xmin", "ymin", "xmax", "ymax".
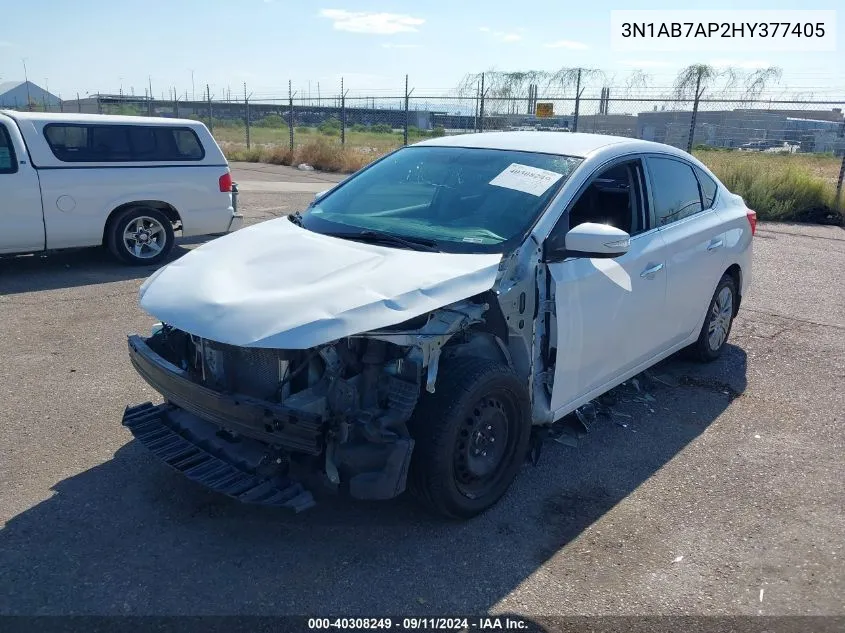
[{"xmin": 5, "ymin": 76, "xmax": 844, "ymax": 201}]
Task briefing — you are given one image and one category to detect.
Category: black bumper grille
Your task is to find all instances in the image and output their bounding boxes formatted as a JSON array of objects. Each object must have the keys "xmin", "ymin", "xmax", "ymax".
[{"xmin": 123, "ymin": 402, "xmax": 315, "ymax": 511}]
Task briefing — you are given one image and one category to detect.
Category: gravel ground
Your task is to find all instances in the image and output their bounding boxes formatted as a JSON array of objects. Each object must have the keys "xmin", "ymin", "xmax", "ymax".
[{"xmin": 0, "ymin": 165, "xmax": 842, "ymax": 618}]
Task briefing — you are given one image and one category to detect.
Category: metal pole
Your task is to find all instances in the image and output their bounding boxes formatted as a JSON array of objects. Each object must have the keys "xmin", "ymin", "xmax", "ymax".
[
  {"xmin": 835, "ymin": 151, "xmax": 845, "ymax": 210},
  {"xmin": 244, "ymin": 82, "xmax": 250, "ymax": 150},
  {"xmin": 173, "ymin": 88, "xmax": 178, "ymax": 118},
  {"xmin": 403, "ymin": 74, "xmax": 409, "ymax": 146},
  {"xmin": 479, "ymin": 73, "xmax": 485, "ymax": 132},
  {"xmin": 76, "ymin": 92, "xmax": 81, "ymax": 113},
  {"xmin": 687, "ymin": 72, "xmax": 703, "ymax": 153},
  {"xmin": 207, "ymin": 84, "xmax": 213, "ymax": 133},
  {"xmin": 340, "ymin": 77, "xmax": 346, "ymax": 146},
  {"xmin": 148, "ymin": 77, "xmax": 154, "ymax": 116},
  {"xmin": 573, "ymin": 69, "xmax": 582, "ymax": 133},
  {"xmin": 288, "ymin": 80, "xmax": 294, "ymax": 153}
]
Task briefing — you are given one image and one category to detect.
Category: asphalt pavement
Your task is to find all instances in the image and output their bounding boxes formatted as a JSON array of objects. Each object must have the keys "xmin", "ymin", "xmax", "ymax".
[{"xmin": 0, "ymin": 164, "xmax": 842, "ymax": 617}]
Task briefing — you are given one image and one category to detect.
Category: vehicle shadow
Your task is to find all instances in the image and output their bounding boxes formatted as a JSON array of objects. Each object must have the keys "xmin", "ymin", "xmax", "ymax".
[
  {"xmin": 0, "ymin": 346, "xmax": 747, "ymax": 615},
  {"xmin": 0, "ymin": 239, "xmax": 205, "ymax": 295}
]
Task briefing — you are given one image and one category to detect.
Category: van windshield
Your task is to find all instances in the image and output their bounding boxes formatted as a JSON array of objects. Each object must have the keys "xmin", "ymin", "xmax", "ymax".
[{"xmin": 299, "ymin": 146, "xmax": 582, "ymax": 254}]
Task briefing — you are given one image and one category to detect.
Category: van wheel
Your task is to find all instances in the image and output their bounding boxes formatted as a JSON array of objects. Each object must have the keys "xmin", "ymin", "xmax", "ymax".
[
  {"xmin": 107, "ymin": 207, "xmax": 175, "ymax": 265},
  {"xmin": 691, "ymin": 274, "xmax": 737, "ymax": 362},
  {"xmin": 407, "ymin": 357, "xmax": 532, "ymax": 519}
]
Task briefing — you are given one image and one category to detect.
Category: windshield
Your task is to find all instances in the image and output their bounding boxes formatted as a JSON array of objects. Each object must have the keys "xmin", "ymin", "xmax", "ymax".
[{"xmin": 299, "ymin": 145, "xmax": 582, "ymax": 253}]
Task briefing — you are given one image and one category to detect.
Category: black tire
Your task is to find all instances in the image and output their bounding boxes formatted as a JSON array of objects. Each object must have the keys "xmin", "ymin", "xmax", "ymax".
[
  {"xmin": 107, "ymin": 207, "xmax": 175, "ymax": 266},
  {"xmin": 691, "ymin": 274, "xmax": 737, "ymax": 362},
  {"xmin": 407, "ymin": 356, "xmax": 532, "ymax": 519}
]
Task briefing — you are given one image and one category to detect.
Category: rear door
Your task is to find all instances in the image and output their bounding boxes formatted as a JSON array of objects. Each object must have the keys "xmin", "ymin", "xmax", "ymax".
[
  {"xmin": 0, "ymin": 116, "xmax": 45, "ymax": 254},
  {"xmin": 645, "ymin": 155, "xmax": 729, "ymax": 345}
]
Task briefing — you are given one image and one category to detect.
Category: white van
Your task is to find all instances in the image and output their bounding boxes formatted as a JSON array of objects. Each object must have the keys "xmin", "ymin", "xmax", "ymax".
[{"xmin": 0, "ymin": 110, "xmax": 243, "ymax": 265}]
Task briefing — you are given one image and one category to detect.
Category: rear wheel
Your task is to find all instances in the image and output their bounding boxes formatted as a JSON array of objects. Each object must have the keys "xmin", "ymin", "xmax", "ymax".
[
  {"xmin": 691, "ymin": 274, "xmax": 737, "ymax": 362},
  {"xmin": 408, "ymin": 357, "xmax": 532, "ymax": 519},
  {"xmin": 107, "ymin": 207, "xmax": 174, "ymax": 266}
]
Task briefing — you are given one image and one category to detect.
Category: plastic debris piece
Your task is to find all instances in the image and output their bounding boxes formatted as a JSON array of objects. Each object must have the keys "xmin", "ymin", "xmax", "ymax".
[
  {"xmin": 575, "ymin": 402, "xmax": 597, "ymax": 430},
  {"xmin": 297, "ymin": 163, "xmax": 315, "ymax": 171},
  {"xmin": 645, "ymin": 370, "xmax": 679, "ymax": 388},
  {"xmin": 554, "ymin": 435, "xmax": 580, "ymax": 447},
  {"xmin": 673, "ymin": 555, "xmax": 684, "ymax": 563}
]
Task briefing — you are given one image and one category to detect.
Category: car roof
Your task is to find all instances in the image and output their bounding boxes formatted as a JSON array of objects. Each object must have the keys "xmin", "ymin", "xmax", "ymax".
[
  {"xmin": 0, "ymin": 109, "xmax": 203, "ymax": 128},
  {"xmin": 413, "ymin": 131, "xmax": 687, "ymax": 159}
]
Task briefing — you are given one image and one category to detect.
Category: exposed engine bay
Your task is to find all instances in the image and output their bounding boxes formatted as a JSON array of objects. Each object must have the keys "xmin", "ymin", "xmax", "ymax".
[{"xmin": 123, "ymin": 294, "xmax": 525, "ymax": 510}]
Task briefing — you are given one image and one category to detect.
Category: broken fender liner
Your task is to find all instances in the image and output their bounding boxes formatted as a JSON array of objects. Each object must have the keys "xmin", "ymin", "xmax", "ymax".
[{"xmin": 122, "ymin": 402, "xmax": 315, "ymax": 512}]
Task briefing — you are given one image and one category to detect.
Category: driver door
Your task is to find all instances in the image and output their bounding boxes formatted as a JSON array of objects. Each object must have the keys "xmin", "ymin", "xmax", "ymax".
[{"xmin": 545, "ymin": 158, "xmax": 670, "ymax": 415}]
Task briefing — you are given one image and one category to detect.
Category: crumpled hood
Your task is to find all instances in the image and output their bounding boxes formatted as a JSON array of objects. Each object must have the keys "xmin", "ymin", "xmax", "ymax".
[{"xmin": 139, "ymin": 218, "xmax": 502, "ymax": 349}]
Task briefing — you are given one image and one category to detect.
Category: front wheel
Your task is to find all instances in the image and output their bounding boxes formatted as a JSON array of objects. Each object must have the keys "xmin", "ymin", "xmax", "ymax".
[
  {"xmin": 107, "ymin": 207, "xmax": 175, "ymax": 266},
  {"xmin": 407, "ymin": 357, "xmax": 532, "ymax": 519},
  {"xmin": 691, "ymin": 274, "xmax": 737, "ymax": 362}
]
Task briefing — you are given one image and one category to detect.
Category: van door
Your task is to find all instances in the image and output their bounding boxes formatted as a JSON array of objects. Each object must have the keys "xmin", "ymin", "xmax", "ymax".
[{"xmin": 0, "ymin": 117, "xmax": 45, "ymax": 254}]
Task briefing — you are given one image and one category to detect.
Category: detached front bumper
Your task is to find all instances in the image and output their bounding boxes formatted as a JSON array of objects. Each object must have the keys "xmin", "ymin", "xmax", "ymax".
[{"xmin": 122, "ymin": 402, "xmax": 315, "ymax": 511}]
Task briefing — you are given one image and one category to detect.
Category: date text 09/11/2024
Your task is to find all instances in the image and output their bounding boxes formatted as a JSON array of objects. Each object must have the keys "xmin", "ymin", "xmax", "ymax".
[{"xmin": 307, "ymin": 617, "xmax": 530, "ymax": 630}]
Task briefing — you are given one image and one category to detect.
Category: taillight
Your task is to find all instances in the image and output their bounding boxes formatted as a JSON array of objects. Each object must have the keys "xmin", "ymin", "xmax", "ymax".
[
  {"xmin": 746, "ymin": 209, "xmax": 757, "ymax": 236},
  {"xmin": 219, "ymin": 172, "xmax": 233, "ymax": 193}
]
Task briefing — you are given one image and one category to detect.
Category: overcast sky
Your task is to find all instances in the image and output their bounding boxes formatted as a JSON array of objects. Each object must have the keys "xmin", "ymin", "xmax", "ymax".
[{"xmin": 1, "ymin": 0, "xmax": 842, "ymax": 100}]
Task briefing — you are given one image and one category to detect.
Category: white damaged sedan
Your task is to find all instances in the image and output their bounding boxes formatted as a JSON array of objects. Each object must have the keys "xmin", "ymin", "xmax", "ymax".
[{"xmin": 123, "ymin": 132, "xmax": 755, "ymax": 518}]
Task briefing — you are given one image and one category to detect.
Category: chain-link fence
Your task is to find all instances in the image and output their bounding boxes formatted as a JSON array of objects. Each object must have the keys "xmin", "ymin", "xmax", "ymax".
[{"xmin": 6, "ymin": 81, "xmax": 845, "ymax": 204}]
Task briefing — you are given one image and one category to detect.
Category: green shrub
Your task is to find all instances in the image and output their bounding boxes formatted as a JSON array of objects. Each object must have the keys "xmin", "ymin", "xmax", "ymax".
[{"xmin": 255, "ymin": 114, "xmax": 285, "ymax": 128}]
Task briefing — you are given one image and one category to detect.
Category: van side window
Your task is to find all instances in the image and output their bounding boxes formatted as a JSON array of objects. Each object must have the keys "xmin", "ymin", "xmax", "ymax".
[
  {"xmin": 647, "ymin": 157, "xmax": 703, "ymax": 226},
  {"xmin": 0, "ymin": 124, "xmax": 18, "ymax": 174},
  {"xmin": 43, "ymin": 124, "xmax": 206, "ymax": 162}
]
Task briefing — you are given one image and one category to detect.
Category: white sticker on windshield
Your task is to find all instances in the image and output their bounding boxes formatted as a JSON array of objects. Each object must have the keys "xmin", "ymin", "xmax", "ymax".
[{"xmin": 489, "ymin": 163, "xmax": 564, "ymax": 197}]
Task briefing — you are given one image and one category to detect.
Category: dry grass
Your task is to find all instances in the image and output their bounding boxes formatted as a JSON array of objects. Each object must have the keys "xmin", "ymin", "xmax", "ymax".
[
  {"xmin": 222, "ymin": 130, "xmax": 844, "ymax": 223},
  {"xmin": 223, "ymin": 137, "xmax": 376, "ymax": 173},
  {"xmin": 694, "ymin": 150, "xmax": 843, "ymax": 223}
]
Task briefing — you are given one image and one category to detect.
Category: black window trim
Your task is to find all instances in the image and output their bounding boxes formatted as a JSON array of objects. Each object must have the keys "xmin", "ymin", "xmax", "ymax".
[
  {"xmin": 547, "ymin": 154, "xmax": 654, "ymax": 247},
  {"xmin": 642, "ymin": 153, "xmax": 710, "ymax": 229},
  {"xmin": 693, "ymin": 164, "xmax": 719, "ymax": 210},
  {"xmin": 0, "ymin": 122, "xmax": 19, "ymax": 174},
  {"xmin": 42, "ymin": 122, "xmax": 206, "ymax": 163}
]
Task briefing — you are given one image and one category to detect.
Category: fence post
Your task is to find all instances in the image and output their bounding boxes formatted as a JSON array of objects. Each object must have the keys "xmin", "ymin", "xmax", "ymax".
[
  {"xmin": 835, "ymin": 153, "xmax": 845, "ymax": 210},
  {"xmin": 687, "ymin": 74, "xmax": 704, "ymax": 153},
  {"xmin": 573, "ymin": 69, "xmax": 582, "ymax": 133},
  {"xmin": 340, "ymin": 77, "xmax": 346, "ymax": 146},
  {"xmin": 403, "ymin": 75, "xmax": 410, "ymax": 146},
  {"xmin": 206, "ymin": 84, "xmax": 213, "ymax": 133},
  {"xmin": 478, "ymin": 72, "xmax": 485, "ymax": 132},
  {"xmin": 244, "ymin": 83, "xmax": 251, "ymax": 150},
  {"xmin": 288, "ymin": 80, "xmax": 294, "ymax": 154}
]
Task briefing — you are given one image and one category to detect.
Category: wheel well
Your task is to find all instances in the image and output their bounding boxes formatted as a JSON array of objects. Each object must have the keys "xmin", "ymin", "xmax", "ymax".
[
  {"xmin": 102, "ymin": 201, "xmax": 181, "ymax": 245},
  {"xmin": 725, "ymin": 264, "xmax": 742, "ymax": 315}
]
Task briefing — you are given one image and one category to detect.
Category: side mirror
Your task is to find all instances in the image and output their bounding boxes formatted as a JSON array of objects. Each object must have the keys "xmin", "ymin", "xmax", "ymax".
[{"xmin": 544, "ymin": 222, "xmax": 631, "ymax": 262}]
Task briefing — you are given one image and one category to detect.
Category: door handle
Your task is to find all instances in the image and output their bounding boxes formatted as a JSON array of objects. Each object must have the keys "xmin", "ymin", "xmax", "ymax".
[
  {"xmin": 707, "ymin": 238, "xmax": 724, "ymax": 251},
  {"xmin": 640, "ymin": 262, "xmax": 665, "ymax": 278}
]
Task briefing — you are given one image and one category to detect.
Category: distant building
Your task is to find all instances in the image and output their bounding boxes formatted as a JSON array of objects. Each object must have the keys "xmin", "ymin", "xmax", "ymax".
[{"xmin": 0, "ymin": 80, "xmax": 61, "ymax": 109}]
